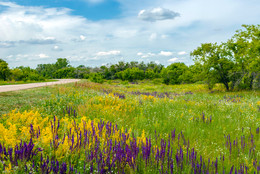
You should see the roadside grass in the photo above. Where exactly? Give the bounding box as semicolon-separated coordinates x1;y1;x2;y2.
0;79;58;85
0;86;55;115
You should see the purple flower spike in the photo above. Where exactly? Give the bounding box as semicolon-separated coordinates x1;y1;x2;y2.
230;165;234;174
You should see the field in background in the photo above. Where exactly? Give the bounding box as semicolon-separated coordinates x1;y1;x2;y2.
0;80;259;173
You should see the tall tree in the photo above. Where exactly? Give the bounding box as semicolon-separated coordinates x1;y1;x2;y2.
191;43;234;90
227;24;260;89
55;58;70;70
0;59;10;81
161;62;189;85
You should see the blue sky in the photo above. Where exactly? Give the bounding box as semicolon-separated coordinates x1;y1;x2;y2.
14;0;122;21
0;0;260;68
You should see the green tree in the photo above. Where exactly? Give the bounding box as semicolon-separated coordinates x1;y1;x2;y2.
161;62;188;85
17;66;45;81
10;68;23;81
0;59;10;81
227;24;260;89
89;73;104;83
145;69;156;79
116;67;145;82
55;58;70;70
191;43;234;90
54;67;76;78
36;64;56;78
188;62;204;83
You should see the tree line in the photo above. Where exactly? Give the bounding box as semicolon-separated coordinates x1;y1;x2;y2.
0;24;259;90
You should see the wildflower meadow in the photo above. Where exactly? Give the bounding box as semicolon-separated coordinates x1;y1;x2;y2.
0;80;259;173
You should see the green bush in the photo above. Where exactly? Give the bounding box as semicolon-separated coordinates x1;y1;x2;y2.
89;73;104;83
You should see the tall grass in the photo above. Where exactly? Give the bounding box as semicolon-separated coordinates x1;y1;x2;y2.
0;80;259;173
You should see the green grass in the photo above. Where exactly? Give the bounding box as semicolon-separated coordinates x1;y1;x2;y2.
0;80;259;173
0;79;58;85
0;86;55;115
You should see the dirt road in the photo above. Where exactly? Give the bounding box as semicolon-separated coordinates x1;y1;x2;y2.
0;79;80;93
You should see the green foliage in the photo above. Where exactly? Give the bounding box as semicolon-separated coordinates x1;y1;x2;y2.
10;68;23;81
0;59;11;81
190;24;260;91
54;67;76;78
191;43;234;90
16;66;45;81
55;58;70;69
145;69;156;79
227;24;260;90
36;63;56;78
161;62;189;85
116;67;145;82
89;72;104;83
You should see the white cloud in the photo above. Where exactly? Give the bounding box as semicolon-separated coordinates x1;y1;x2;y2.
21;37;57;45
0;2;86;42
138;7;180;22
113;29;138;38
0;41;15;48
1;0;260;68
137;52;156;58
159;51;173;56
161;35;168;39
168;57;179;62
53;45;62;51
38;53;49;58
80;35;86;41
155;60;160;64
96;50;121;56
178;51;187;55
149;33;157;40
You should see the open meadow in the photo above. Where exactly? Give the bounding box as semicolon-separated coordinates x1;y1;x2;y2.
0;80;259;173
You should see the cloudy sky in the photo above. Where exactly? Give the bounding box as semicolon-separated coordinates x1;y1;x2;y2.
0;0;259;68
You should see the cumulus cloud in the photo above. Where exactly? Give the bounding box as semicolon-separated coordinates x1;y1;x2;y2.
159;51;173;56
20;37;57;45
138;51;174;58
167;57;180;63
137;52;156;58
53;45;63;51
38;53;49;59
0;2;86;43
0;41;15;48
12;54;29;61
1;0;259;68
178;51;187;55
96;50;121;56
138;7;180;22
80;35;86;41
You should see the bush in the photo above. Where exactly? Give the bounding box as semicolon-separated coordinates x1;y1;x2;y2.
89;73;104;83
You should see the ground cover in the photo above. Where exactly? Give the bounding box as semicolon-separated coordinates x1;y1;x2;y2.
0;80;259;173
0;79;58;86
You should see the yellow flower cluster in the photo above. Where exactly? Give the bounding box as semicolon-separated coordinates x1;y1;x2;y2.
142;95;157;102
0;110;150;162
0;110;49;147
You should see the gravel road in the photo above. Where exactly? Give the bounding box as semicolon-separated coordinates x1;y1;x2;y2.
0;79;80;93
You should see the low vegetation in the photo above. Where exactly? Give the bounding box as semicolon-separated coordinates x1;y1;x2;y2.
0;80;259;173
